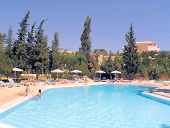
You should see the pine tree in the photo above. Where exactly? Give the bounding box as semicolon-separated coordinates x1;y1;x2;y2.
123;23;140;79
5;25;13;58
18;10;30;42
0;33;12;77
80;16;92;60
51;32;60;69
34;20;50;79
101;52;114;79
27;22;36;73
12;10;30;68
0;33;6;53
27;22;36;45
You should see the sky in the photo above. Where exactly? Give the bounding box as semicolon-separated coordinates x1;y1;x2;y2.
0;0;170;53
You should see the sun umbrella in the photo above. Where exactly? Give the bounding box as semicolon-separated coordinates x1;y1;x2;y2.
111;70;121;74
95;70;106;74
51;69;64;79
12;68;23;79
70;70;82;74
70;70;82;79
111;70;121;79
95;70;106;80
51;69;64;73
13;68;23;72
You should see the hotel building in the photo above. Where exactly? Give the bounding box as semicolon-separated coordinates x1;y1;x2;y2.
136;41;160;53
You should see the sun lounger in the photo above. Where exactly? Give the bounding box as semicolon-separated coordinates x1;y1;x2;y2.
32;80;46;86
94;77;101;82
0;81;9;87
122;79;132;82
8;79;21;87
48;80;60;85
20;80;30;86
63;79;75;84
77;79;85;83
164;81;170;86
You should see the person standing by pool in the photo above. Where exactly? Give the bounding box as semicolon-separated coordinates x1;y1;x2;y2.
25;84;29;96
35;89;42;100
84;75;88;85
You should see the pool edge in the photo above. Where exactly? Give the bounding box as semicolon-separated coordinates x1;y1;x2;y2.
0;95;32;114
141;91;170;105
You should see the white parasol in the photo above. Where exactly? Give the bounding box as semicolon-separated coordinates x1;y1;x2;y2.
111;70;121;74
12;68;23;79
95;70;106;80
51;69;64;79
95;70;106;74
13;68;23;72
111;70;121;79
70;70;82;79
51;69;64;73
70;70;82;74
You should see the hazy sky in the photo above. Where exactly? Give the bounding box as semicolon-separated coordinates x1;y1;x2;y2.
0;0;170;53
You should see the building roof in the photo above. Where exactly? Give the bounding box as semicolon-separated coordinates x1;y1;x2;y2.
136;41;156;44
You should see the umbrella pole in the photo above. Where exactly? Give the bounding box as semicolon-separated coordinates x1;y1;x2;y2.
15;71;16;78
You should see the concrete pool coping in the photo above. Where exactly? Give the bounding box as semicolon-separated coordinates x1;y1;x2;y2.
141;91;170;105
0;95;32;113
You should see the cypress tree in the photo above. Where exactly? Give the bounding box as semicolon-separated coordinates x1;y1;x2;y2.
123;23;139;79
34;20;50;79
27;22;36;73
0;33;6;52
80;16;92;60
51;32;60;69
18;10;30;42
5;25;13;59
27;22;36;45
0;32;12;77
12;10;30;69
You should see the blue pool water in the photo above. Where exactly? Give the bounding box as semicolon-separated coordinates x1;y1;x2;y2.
0;84;170;128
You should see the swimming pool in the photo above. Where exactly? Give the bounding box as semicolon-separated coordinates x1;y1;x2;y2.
0;84;170;128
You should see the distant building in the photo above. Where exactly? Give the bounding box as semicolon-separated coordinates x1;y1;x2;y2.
59;49;76;55
136;41;160;53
